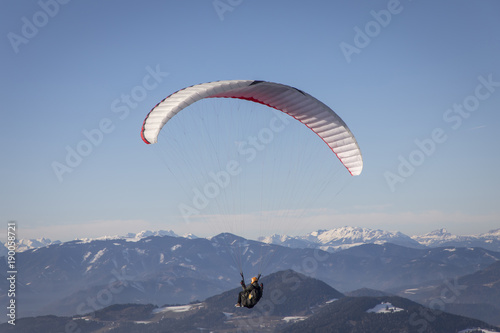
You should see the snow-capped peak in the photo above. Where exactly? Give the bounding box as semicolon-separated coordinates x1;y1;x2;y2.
258;233;294;244
411;228;461;247
183;233;198;239
257;226;421;252
481;228;500;238
428;228;452;237
125;230;179;240
15;238;62;252
305;226;416;246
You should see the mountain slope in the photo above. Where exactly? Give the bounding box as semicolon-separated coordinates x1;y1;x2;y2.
205;269;344;316
329;243;500;291
402;260;500;326
279;296;499;333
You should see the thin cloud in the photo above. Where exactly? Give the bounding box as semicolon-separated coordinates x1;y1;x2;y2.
468;125;487;131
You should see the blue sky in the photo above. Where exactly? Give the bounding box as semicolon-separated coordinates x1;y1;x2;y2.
1;0;499;241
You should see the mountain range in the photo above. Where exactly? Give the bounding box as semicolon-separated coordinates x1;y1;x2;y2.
259;226;500;252
4;226;500;254
1;270;497;333
1;228;500;327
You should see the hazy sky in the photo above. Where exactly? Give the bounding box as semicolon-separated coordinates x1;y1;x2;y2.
1;0;499;242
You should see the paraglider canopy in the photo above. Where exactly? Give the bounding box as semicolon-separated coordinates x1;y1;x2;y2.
141;80;363;176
